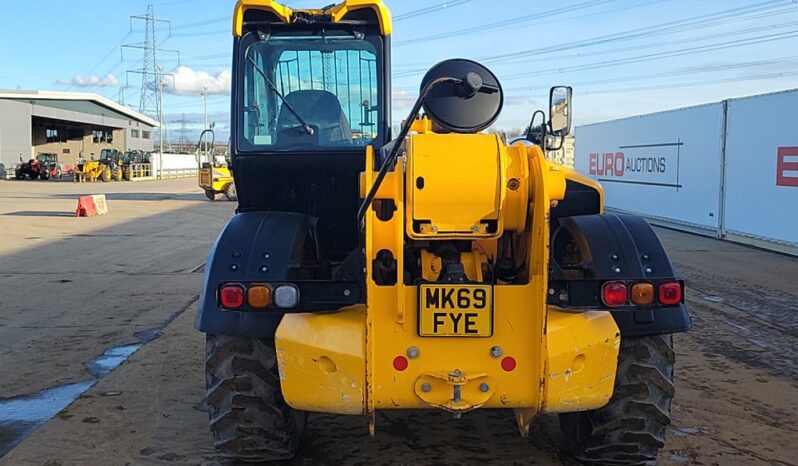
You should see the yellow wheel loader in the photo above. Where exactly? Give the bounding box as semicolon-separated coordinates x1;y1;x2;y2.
197;129;236;201
196;1;692;464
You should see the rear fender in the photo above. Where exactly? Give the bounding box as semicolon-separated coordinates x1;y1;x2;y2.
195;211;315;338
550;214;692;337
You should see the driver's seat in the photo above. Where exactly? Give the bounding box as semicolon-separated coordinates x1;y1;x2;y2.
276;90;353;145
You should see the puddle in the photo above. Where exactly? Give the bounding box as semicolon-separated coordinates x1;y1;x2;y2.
0;381;94;456
0;298;195;458
0;342;142;458
84;344;142;378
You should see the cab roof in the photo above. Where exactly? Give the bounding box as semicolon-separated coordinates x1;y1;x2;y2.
233;0;392;37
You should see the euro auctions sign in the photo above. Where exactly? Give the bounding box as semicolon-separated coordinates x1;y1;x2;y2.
588;141;682;189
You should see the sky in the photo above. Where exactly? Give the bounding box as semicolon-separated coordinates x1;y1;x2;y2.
2;0;798;142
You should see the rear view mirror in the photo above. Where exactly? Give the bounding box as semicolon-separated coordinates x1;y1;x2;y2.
549;86;572;137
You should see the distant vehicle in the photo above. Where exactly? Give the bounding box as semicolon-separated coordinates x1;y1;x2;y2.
15;157;45;180
196;130;235;201
37;153;62;179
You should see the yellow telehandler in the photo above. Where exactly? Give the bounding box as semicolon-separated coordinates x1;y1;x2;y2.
195;2;691;464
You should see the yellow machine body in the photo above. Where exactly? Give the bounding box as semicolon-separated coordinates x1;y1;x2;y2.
275;119;620;431
74;160;113;183
199;165;233;196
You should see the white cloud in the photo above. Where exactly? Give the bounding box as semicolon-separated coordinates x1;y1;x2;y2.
165;66;231;96
70;73;119;88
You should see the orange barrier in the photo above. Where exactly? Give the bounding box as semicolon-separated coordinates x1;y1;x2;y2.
76;195;109;217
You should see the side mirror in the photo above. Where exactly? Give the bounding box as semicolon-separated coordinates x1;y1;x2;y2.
549;86;572;137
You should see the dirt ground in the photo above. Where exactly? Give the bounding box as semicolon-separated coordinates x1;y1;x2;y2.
1;178;797;465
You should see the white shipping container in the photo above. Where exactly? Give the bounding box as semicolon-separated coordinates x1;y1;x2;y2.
574;103;726;233
724;90;798;250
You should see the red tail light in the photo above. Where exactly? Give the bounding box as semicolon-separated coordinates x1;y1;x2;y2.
602;281;628;307
658;281;682;305
219;284;245;309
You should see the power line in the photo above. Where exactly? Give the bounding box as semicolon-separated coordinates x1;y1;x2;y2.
498;29;798;84
503;55;798;93
396;0;622;47
394;0;798;78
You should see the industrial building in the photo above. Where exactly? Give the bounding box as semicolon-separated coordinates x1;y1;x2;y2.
0;90;158;179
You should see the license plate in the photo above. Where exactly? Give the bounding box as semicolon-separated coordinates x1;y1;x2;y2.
418;284;493;337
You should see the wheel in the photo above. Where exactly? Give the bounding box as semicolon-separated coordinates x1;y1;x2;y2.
559;334;675;465
224;183;237;201
15;172;25;180
29;172;39;180
205;190;217;201
205;334;305;463
101;169;111;182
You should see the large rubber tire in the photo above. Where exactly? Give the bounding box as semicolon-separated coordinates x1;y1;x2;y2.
204;190;217;201
101;169;111;182
559;334;675;465
224;183;237;201
205;334;306;463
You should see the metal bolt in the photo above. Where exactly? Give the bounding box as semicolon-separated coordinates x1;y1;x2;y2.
548;288;555;295
507;178;520;190
479;383;490;393
611;254;619;261
421;383;431;392
613;266;622;274
343;289;351;297
642;253;650;261
263;252;271;259
453;384;462;402
645;267;653;274
229;264;239;272
260;265;269;273
490;346;503;358
431;225;438;232
406;346;420;360
471;225;478;232
232;251;242;259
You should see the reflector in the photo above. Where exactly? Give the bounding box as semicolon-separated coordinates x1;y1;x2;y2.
501;356;517;372
393;355;409;371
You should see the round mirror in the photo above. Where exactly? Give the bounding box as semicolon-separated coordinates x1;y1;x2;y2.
420;59;504;134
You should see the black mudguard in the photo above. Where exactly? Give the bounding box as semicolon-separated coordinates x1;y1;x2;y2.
195;211;315;338
551;214;692;337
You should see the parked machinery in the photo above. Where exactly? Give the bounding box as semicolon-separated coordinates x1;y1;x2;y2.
122;150;151;180
37;153;62;179
197;129;236;201
74;149;121;182
15;157;45;180
195;1;692;464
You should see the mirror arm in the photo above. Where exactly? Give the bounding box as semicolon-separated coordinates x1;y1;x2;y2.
357;76;461;226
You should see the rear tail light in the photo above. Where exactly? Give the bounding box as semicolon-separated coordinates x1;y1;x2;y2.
219;284;245;309
602;281;628;307
247;284;272;309
658;281;682;305
273;284;300;309
630;282;655;305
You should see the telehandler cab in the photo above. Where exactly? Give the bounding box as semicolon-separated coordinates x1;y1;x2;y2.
196;1;692;464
